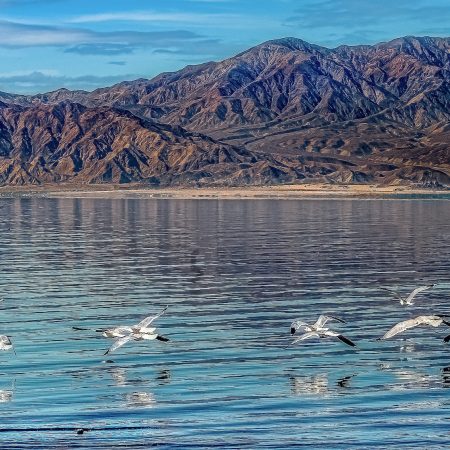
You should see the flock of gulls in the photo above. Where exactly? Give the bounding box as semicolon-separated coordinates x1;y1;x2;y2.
290;283;450;347
0;283;447;357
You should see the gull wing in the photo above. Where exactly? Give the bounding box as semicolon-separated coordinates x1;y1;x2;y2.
314;315;345;328
335;335;356;347
444;334;450;343
136;306;168;329
291;332;320;345
104;334;134;355
156;335;170;342
323;330;356;347
404;284;435;304
380;316;440;340
380;288;404;302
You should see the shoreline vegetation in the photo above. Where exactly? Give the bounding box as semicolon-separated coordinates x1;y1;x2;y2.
0;184;449;199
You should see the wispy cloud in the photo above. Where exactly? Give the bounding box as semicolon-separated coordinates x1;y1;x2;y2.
0;20;225;56
0;20;89;46
69;11;238;24
284;0;450;45
0;70;139;94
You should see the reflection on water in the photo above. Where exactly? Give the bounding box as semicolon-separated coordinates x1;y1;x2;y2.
155;369;171;385
124;392;157;409
0;197;449;447
108;367;129;387
0;380;15;403
289;373;329;396
288;373;356;396
336;374;355;389
442;367;450;387
400;343;418;353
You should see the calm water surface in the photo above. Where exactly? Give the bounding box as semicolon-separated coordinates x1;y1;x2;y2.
0;198;449;448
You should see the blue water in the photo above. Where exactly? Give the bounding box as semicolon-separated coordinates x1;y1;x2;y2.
0;197;449;448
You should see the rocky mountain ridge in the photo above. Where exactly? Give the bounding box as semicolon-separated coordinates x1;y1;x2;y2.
0;36;448;187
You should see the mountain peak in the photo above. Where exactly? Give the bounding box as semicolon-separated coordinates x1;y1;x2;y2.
246;37;327;54
0;35;448;188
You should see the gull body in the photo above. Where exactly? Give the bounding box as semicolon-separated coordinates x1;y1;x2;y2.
101;307;167;339
379;315;450;340
103;306;170;355
289;315;356;347
382;284;435;306
290;314;345;335
104;331;169;355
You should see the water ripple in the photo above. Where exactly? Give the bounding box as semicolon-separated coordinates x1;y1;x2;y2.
0;198;449;448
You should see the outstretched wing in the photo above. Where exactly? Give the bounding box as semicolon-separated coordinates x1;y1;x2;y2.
444;334;450;343
323;330;356;347
336;335;356;347
379;316;430;340
314;315;345;328
136;306;168;329
404;284;435;304
291;332;320;345
104;335;134;355
381;288;404;302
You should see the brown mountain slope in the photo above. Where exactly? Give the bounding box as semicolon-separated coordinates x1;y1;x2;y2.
0;36;448;187
0;101;446;187
0;101;305;186
2;36;449;131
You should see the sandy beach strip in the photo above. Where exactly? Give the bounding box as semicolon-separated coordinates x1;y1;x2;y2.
0;184;449;200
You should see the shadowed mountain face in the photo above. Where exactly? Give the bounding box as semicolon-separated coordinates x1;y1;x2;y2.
0;36;449;187
0;102;284;186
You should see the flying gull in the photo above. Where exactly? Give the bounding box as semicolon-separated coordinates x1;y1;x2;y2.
102;306;170;355
289;315;356;347
291;314;345;335
381;284;435;306
104;331;169;355
101;306;168;339
379;315;450;340
73;306;168;337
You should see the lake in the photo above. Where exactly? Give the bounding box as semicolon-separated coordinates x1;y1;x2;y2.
0;197;449;448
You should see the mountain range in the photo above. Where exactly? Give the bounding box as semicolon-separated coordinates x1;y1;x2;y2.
0;35;449;187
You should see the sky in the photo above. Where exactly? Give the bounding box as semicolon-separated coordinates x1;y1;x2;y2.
0;0;448;94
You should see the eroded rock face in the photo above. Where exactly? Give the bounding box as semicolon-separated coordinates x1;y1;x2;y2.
0;36;449;187
0;102;269;185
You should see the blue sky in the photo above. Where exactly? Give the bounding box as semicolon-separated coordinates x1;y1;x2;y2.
0;0;448;94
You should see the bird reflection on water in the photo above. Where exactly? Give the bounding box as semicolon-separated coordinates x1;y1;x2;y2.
441;367;450;387
0;380;15;403
378;364;450;391
155;369;171;385
288;373;355;396
124;391;157;409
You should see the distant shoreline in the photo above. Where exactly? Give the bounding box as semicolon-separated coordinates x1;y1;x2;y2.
0;184;449;200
